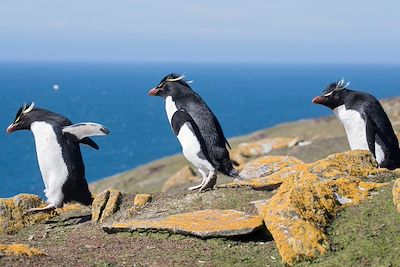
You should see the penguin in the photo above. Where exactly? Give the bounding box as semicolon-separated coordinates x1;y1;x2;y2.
148;73;240;192
6;102;110;213
312;79;400;170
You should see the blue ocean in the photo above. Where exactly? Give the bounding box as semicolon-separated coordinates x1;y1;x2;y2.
0;63;399;198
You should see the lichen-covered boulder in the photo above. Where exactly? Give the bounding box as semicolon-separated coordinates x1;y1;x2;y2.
0;244;46;257
92;189;121;223
255;150;388;265
103;209;264;238
239;156;303;179
393;178;400;214
133;194;152;207
0;194;55;234
161;165;199;192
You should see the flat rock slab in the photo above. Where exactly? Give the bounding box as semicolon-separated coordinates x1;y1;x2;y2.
103;209;264;238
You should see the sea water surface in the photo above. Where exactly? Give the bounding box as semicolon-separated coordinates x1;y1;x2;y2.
0;63;399;197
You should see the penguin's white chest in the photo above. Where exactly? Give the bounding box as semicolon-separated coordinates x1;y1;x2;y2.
333;105;369;151
165;96;178;123
177;124;213;171
31;122;69;198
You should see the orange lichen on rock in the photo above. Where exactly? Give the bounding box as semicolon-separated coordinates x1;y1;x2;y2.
161;165;199;192
103;209;264;238
307;150;382;178
256;150;387;265
92;189;122;223
0;243;46;257
59;203;86;213
236;137;300;158
133;193;152;207
393;179;400;213
92;190;110;223
0;194;55;234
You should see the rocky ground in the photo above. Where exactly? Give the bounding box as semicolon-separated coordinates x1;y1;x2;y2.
1;97;400;266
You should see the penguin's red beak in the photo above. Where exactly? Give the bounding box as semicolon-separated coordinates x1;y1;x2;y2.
312;95;325;104
6;123;17;133
148;87;160;96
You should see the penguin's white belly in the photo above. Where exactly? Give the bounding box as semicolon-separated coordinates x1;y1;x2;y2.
31;122;68;206
334;105;369;150
177;124;213;171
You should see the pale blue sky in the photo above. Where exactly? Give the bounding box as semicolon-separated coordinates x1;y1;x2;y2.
0;1;399;63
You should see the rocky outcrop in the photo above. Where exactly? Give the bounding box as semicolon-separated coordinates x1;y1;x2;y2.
133;194;152;207
92;189;122;223
393;178;400;214
161;166;199;192
0;244;45;257
102;150;391;266
0;194;55;234
220;150;392;265
255;150;387;265
103;209;264;238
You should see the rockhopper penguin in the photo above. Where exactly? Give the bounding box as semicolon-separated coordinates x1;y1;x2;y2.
148;73;240;192
6;103;110;213
312;79;400;170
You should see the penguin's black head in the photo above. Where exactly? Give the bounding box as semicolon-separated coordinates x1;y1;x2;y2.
6;102;37;133
312;79;350;109
148;73;192;99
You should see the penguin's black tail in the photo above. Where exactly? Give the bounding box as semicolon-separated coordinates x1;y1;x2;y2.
220;161;243;180
62;179;93;206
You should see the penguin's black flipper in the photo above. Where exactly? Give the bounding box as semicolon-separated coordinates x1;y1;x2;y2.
364;114;377;156
80;137;100;150
172;109;212;164
364;114;392;155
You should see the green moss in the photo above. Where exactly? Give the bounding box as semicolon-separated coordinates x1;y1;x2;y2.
298;184;400;266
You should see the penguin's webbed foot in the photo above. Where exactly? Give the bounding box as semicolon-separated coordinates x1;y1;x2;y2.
199;175;217;193
188;184;203;191
24;204;56;215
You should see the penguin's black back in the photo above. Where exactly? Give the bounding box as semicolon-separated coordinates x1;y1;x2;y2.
345;90;400;169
